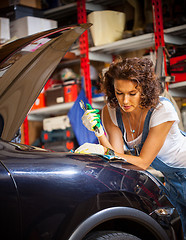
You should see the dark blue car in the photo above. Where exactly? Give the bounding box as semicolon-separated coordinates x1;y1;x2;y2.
0;24;183;240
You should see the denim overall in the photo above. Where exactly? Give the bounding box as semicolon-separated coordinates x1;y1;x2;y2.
116;98;186;239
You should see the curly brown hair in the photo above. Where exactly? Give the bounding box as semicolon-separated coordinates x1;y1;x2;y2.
101;57;161;109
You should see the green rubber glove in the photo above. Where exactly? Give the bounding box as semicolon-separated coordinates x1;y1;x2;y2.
86;103;101;129
81;103;104;137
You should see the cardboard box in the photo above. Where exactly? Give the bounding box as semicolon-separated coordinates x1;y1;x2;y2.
45;85;64;107
10;16;57;38
0;17;10;43
43;115;71;132
21;120;43;145
0;5;43;21
0;0;42;9
18;0;41;9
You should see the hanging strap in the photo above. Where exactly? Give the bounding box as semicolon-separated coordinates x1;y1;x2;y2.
116;107;124;135
141;109;154;143
116;107;129;149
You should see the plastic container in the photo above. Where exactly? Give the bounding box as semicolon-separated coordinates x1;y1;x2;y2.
31;89;45;110
181;103;186;132
63;79;78;103
88;10;125;46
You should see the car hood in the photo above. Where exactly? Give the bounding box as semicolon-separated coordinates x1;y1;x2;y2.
0;23;91;141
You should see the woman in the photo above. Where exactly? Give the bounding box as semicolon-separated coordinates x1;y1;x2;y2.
75;57;186;238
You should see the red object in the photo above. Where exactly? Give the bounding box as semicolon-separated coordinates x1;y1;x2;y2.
171;73;186;83
31;91;46;110
170;55;186;82
44;78;62;91
152;0;167;76
23;116;29;145
152;0;165;52
170;55;186;66
77;0;92;104
66;130;71;138
63;83;78;102
66;141;74;150
44;133;49;141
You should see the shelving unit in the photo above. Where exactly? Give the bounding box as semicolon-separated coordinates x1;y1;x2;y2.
45;0;186;99
44;0;123;20
70;24;186;63
28;23;186;121
72;24;186;61
27;1;186;122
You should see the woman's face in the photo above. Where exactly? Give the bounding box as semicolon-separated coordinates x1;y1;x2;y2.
114;79;141;113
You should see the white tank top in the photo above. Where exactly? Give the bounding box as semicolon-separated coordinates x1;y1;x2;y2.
107;100;186;168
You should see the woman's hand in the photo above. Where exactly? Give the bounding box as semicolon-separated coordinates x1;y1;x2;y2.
82;104;104;137
75;143;105;155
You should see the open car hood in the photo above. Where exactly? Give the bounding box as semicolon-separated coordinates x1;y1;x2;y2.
0;23;91;141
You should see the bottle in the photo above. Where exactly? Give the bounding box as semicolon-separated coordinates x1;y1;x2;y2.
181;103;186;132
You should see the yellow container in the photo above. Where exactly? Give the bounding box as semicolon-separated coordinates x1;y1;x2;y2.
88;10;125;46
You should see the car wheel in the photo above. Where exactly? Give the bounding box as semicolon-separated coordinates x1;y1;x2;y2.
84;231;142;240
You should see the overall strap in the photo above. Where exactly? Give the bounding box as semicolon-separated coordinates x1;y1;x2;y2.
116;107;154;149
141;109;154;144
116;107;124;135
116;107;129;149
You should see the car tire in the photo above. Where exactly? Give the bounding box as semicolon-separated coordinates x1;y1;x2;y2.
84;231;142;240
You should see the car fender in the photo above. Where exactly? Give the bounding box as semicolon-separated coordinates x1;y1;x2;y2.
68;206;169;240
